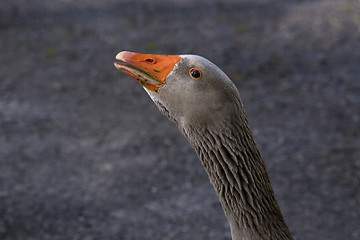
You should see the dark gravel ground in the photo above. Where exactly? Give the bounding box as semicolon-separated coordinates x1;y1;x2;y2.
0;0;359;239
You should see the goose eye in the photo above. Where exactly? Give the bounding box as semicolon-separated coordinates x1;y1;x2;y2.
189;68;201;79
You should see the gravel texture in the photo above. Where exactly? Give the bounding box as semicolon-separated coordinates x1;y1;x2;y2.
0;0;359;240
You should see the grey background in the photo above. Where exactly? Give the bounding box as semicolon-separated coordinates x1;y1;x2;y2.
0;0;359;239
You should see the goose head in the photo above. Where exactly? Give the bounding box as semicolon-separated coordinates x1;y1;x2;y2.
114;51;241;133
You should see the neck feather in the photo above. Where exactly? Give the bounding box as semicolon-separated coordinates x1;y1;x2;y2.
181;101;293;240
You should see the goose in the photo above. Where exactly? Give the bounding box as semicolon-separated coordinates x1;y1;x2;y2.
114;51;293;240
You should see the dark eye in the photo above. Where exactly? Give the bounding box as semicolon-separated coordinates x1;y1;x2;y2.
189;68;201;79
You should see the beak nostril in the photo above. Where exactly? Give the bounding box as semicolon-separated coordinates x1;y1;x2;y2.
144;58;156;64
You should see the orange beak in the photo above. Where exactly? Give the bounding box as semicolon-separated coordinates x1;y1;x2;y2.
114;51;181;92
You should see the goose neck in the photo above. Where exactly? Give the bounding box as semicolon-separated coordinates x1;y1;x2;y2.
184;114;293;240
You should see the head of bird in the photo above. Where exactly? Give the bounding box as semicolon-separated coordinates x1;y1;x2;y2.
114;51;242;134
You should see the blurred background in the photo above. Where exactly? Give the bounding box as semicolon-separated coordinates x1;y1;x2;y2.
0;0;359;239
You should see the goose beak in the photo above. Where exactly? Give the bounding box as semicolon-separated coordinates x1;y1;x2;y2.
114;51;181;92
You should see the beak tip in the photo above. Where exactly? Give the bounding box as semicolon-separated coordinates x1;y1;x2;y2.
116;51;131;60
